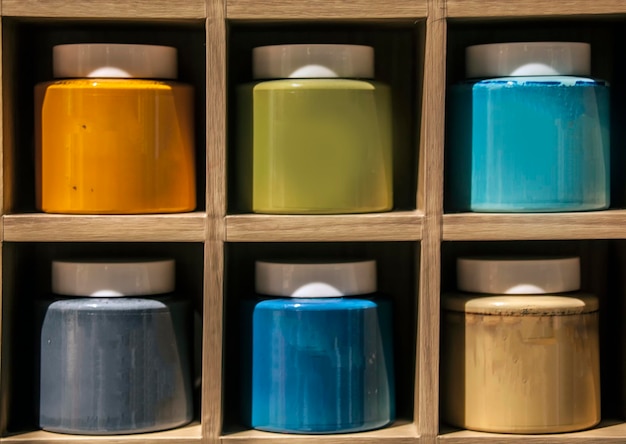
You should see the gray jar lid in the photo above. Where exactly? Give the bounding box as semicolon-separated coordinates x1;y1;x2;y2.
466;42;590;78
255;260;376;297
457;256;580;294
52;259;175;297
53;43;178;79
253;44;374;79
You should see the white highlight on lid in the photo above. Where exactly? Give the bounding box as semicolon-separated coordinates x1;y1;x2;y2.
292;282;344;297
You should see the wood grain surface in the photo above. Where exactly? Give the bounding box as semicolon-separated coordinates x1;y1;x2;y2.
3;213;206;242
226;0;427;19
226;212;423;242
446;0;626;18
2;0;205;18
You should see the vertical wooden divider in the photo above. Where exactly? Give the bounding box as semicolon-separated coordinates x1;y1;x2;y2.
0;14;7;436
205;0;227;442
0;242;5;437
417;0;446;442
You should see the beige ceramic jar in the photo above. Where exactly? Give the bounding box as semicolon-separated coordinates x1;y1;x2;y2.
442;256;600;434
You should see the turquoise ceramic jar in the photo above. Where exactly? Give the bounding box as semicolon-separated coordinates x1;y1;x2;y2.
447;42;610;212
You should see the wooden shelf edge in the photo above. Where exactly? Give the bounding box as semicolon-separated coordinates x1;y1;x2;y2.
226;0;427;20
2;213;207;242
221;420;418;443
445;0;626;18
442;210;626;241
438;420;626;443
1;0;206;19
225;211;424;242
1;422;202;443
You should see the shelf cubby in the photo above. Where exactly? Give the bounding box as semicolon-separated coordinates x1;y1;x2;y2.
222;241;420;441
1;241;205;440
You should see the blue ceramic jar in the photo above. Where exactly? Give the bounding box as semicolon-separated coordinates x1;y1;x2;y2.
39;260;193;434
244;260;395;433
447;42;610;212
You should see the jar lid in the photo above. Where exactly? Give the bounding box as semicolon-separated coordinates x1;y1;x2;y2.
466;42;590;78
457;256;580;294
53;43;178;79
442;293;598;315
255;260;376;297
253;44;374;79
52;259;175;297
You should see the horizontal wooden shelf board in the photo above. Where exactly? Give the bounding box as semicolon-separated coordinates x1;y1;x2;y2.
2;422;202;443
442;210;626;240
439;420;626;443
1;0;206;19
226;0;427;19
445;0;626;18
226;211;423;242
221;420;418;443
2;213;207;242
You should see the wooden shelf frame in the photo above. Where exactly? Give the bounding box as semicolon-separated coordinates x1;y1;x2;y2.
1;0;206;19
1;1;626;444
444;0;626;19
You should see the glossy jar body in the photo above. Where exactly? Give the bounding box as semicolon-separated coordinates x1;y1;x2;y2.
441;293;600;433
39;297;193;434
35;79;196;214
237;79;393;214
244;296;395;433
447;77;610;212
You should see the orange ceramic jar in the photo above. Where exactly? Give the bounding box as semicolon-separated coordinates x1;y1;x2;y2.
35;44;196;214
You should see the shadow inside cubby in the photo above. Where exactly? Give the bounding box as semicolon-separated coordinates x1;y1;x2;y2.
438;240;625;435
2;18;207;214
0;242;204;435
226;21;424;214
222;241;419;434
443;18;626;212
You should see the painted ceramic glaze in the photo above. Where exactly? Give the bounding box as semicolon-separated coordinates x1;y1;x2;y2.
250;297;394;433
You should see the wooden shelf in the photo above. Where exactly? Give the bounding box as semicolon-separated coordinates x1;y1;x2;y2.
1;0;206;19
2;423;202;444
225;0;427;20
445;0;626;18
438;421;626;443
221;420;418;443
442;210;626;241
226;211;423;242
2;1;626;444
2;213;207;242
